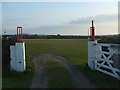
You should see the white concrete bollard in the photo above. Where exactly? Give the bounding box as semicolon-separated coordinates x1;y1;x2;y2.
88;40;97;70
10;42;26;72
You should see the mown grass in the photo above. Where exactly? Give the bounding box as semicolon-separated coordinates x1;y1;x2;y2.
77;64;120;88
25;39;120;88
25;39;88;65
2;57;34;88
47;60;74;88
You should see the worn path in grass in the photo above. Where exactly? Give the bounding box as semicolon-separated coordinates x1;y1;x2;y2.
30;53;96;88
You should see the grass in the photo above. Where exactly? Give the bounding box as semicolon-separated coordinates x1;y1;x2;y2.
25;39;88;65
47;60;74;88
77;64;120;88
25;39;120;88
2;57;34;88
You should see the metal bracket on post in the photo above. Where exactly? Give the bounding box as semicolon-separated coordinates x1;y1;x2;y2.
90;20;95;41
16;27;23;42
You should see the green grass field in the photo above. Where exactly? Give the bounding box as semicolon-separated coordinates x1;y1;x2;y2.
3;39;120;88
25;39;88;65
25;39;120;88
47;60;74;88
2;57;34;88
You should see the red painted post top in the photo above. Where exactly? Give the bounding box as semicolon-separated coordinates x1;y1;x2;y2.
90;20;95;41
16;27;23;42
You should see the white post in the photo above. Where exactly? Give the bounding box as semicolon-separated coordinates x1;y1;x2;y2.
10;46;16;70
88;40;97;70
10;42;26;72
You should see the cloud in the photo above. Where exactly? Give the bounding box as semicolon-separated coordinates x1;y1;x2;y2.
3;13;118;35
69;13;117;25
25;24;79;35
26;13;118;35
69;16;93;24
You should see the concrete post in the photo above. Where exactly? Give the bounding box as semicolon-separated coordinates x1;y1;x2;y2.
10;42;26;72
10;45;16;70
88;40;97;70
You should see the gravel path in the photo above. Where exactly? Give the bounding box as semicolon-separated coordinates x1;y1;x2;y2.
30;53;96;88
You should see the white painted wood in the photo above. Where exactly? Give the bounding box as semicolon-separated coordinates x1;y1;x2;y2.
96;68;120;80
95;62;120;73
10;46;16;70
88;41;120;80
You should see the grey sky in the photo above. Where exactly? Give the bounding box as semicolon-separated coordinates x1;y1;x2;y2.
2;2;118;35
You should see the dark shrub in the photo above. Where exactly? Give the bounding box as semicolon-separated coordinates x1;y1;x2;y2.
98;35;120;44
2;35;16;70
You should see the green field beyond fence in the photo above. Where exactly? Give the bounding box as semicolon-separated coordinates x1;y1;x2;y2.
3;39;120;88
25;39;88;65
25;39;120;88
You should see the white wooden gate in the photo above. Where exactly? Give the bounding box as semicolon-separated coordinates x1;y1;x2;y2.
95;43;120;80
88;41;120;80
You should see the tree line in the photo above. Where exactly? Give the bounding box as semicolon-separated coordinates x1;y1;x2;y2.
3;34;104;39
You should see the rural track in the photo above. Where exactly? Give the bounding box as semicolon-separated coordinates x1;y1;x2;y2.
30;53;96;88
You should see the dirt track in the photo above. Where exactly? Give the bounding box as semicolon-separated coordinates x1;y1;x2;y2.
30;53;96;88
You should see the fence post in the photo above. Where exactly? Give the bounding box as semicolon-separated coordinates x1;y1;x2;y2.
88;40;97;70
10;27;26;72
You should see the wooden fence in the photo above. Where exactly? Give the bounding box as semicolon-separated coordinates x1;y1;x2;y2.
88;41;120;80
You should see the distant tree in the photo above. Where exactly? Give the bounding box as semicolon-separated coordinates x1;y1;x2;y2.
57;34;60;36
57;34;61;39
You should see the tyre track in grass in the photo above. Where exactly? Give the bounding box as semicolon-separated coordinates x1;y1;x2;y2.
30;53;96;88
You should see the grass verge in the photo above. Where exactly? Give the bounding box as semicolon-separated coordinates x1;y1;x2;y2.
47;60;74;88
2;57;34;88
25;39;120;88
77;64;120;88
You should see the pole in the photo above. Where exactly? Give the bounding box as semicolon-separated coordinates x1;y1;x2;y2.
90;20;95;41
